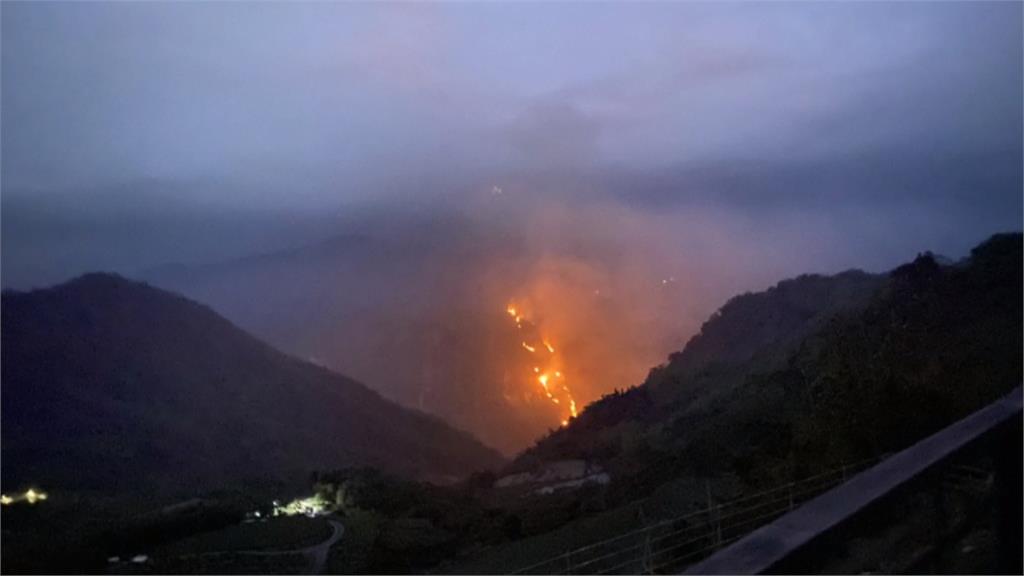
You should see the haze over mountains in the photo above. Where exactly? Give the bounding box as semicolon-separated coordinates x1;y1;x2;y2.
134;199;1022;456
2;232;1018;575
1;2;1021;574
3;1;1019;456
1;273;503;499
141;205;712;454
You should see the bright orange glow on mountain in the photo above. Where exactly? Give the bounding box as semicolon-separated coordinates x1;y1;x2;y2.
505;301;578;427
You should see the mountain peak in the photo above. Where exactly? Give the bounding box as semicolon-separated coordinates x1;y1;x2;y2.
2;276;503;500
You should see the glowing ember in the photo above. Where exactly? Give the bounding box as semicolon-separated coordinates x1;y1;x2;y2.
506;301;579;427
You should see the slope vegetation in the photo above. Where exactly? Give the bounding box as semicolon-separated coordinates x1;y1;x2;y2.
514;234;1021;498
1;274;503;499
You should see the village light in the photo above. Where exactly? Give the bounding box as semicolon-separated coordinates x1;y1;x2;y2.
2;488;48;505
273;494;328;517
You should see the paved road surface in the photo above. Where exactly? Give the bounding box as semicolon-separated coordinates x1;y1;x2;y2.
172;517;345;574
305;519;344;574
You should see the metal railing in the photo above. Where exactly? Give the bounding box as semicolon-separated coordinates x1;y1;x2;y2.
509;388;1021;575
686;386;1022;575
511;456;882;575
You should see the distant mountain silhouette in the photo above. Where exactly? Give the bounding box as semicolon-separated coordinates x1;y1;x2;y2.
1;274;504;499
511;234;1022;501
141;222;559;455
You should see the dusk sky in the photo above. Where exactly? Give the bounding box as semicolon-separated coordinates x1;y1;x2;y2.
5;5;1024;570
2;1;1022;288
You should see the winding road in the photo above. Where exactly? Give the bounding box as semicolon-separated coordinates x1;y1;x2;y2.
305;519;345;574
172;517;345;574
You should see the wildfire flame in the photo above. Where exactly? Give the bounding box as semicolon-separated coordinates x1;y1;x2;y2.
505;301;578;427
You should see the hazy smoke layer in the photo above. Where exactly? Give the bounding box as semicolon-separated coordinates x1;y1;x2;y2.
3;1;1021;452
133;184;1007;455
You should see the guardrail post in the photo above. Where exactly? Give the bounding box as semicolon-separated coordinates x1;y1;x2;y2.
717;507;723;548
641;532;653;574
995;414;1023;574
705;481;723;548
931;474;950;572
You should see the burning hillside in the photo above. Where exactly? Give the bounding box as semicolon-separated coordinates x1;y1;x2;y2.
505;303;578;427
146;198;740;454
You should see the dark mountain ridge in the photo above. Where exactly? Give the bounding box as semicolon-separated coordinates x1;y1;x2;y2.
509;268;887;470
511;234;1021;498
1;273;504;500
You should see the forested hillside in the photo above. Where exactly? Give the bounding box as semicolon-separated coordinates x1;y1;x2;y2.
513;234;1021;499
1;274;504;500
